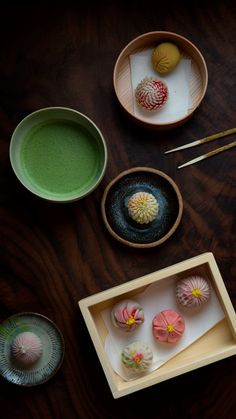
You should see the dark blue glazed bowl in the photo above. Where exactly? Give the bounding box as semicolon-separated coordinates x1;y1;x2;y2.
101;167;183;248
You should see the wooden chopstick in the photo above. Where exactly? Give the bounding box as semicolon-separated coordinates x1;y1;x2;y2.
165;127;236;154
177;140;236;169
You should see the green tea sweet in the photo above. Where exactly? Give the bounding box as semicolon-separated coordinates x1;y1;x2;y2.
20;120;102;197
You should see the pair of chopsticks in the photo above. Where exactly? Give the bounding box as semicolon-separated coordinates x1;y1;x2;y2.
165;128;236;169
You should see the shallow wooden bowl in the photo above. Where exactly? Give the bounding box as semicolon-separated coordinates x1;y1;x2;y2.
113;31;208;129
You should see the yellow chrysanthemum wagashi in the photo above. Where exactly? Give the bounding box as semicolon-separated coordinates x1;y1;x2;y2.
152;42;181;75
127;191;159;224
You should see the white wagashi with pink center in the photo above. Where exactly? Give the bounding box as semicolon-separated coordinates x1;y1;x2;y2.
11;331;43;365
111;299;144;332
127;191;159;224
176;276;211;308
121;341;153;372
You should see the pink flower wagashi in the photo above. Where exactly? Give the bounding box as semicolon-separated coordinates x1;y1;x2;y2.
152;309;185;344
176;276;211;308
111;299;144;332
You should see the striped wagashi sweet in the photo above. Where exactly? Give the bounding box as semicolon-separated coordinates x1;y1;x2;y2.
11;332;43;365
127;191;159;224
121;341;153;373
111;299;144;332
135;77;168;111
176;276;211;308
152;309;185;343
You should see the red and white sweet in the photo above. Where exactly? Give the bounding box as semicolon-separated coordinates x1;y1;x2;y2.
111;299;144;332
135;77;168;111
176;276;211;308
152;309;185;343
11;331;43;365
121;341;153;372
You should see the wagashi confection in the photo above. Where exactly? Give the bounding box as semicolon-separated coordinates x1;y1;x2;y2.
152;309;185;343
176;276;211;308
121;341;153;373
152;42;181;75
11;332;43;365
111;299;144;332
11;331;43;365
135;77;168;111
127;191;159;224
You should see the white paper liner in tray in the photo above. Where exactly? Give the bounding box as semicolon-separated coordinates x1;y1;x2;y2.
129;48;192;123
101;275;225;381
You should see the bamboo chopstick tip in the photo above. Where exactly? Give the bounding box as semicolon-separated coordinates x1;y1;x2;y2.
164;147;180;154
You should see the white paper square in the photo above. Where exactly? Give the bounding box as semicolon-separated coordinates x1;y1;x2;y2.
101;275;225;381
129;48;192;123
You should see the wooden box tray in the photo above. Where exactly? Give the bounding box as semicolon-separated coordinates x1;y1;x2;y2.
78;252;236;398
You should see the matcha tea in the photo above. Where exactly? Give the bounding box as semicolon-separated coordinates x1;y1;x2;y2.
20;120;103;197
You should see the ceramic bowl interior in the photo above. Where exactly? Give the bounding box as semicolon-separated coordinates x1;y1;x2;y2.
113;31;208;129
10;107;107;202
101;167;183;248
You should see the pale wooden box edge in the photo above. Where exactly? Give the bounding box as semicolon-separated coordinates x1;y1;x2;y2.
78;252;236;398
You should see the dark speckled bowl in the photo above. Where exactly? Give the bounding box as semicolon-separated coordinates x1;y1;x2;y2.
101;167;183;248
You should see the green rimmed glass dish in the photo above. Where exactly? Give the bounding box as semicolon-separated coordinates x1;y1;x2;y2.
0;312;65;386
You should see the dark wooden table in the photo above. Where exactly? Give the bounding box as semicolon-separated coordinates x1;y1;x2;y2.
0;1;235;418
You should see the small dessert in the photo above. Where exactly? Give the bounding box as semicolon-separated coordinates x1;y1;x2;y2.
127;191;159;224
121;341;153;373
11;331;43;365
152;309;185;343
176;276;211;308
152;42;181;75
135;77;168;111
111;299;144;332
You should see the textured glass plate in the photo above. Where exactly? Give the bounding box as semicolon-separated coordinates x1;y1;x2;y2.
0;312;65;386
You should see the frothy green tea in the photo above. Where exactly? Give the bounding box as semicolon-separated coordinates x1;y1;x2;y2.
20;120;103;197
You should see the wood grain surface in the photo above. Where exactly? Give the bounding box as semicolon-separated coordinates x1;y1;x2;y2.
0;1;235;418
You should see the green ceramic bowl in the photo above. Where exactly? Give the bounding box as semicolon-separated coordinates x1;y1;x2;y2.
10;107;108;202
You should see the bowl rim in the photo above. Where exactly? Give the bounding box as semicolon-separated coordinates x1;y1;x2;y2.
113;31;208;128
101;166;183;248
9;106;108;203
